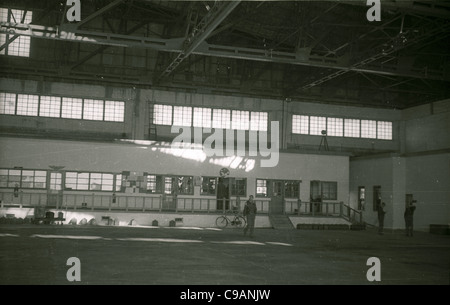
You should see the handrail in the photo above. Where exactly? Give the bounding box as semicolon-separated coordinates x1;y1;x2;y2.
342;204;363;224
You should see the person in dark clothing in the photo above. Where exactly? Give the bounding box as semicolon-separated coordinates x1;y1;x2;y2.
404;202;416;237
243;195;257;238
377;202;386;235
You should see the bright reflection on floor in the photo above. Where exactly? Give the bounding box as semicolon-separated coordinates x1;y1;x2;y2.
0;233;19;237
30;234;105;240
116;238;203;243
211;241;266;246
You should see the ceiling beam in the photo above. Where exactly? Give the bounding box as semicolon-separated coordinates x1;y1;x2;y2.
1;18;448;82
157;0;241;81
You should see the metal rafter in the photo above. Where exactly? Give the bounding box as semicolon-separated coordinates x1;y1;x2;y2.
157;0;241;81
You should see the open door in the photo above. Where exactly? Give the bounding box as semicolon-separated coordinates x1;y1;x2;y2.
48;172;63;209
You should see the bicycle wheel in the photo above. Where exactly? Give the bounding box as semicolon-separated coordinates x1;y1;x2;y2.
234;216;246;228
215;216;228;228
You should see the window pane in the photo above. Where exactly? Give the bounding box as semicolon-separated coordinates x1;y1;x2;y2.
154;104;172;125
115;174;122;191
232;110;249;130
292;115;309;134
361;120;377;139
61;97;83;119
193;107;212;128
327;117;343;137
250;112;268;131
201;177;216;195
377;121;392;140
0;92;16;114
104;100;125;122
16;94;38;116
344;119;360;138
39;96;61;118
310;116;326;135
256;179;267;197
173;106;192;126
83;99;104;121
212;109;231;129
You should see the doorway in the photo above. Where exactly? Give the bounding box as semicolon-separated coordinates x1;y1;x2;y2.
269;180;284;214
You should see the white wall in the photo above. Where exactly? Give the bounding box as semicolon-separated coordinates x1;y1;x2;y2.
0;136;349;204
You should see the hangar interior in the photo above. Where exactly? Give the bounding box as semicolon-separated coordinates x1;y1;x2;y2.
0;0;449;231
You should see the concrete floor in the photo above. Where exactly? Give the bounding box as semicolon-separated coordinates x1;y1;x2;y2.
0;224;449;285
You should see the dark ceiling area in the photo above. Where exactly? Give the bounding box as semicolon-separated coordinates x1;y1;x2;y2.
1;0;449;109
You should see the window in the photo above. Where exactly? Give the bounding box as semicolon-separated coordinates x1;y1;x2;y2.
327;117;343;137
49;173;62;191
65;172;89;190
377;121;392;140
20;170;46;189
256;179;267;197
284;180;300;198
115;174;122;192
0;8;32;57
309;116;326;135
0;92;16;114
154;104;172;125
145;174;162;193
175;176;193;195
89;173;114;191
321;182;337;200
201;177;216;195
212;109;231;129
250;112;268;131
61;97;83;119
310;181;337;201
232;110;250;130
173;106;192;127
230;178;246;196
292;115;309;134
193;107;212;128
164;177;173;194
0;169;47;189
358;186;365;211
361;120;377;139
16;94;38;116
104;100;125;122
344;119;360;138
39;96;61;118
83;99;104;121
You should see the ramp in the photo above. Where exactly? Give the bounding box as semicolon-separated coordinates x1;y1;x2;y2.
269;214;294;229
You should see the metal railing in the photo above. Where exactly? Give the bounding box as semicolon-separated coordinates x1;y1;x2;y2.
1;191;361;222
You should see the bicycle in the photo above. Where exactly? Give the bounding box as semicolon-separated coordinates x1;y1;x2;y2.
215;207;246;229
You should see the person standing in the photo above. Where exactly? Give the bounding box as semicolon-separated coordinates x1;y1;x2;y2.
243;195;257;237
404;201;416;237
377;202;386;235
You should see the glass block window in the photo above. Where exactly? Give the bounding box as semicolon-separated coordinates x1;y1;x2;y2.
83;99;104;121
173;106;192;127
0;92;16;114
39;96;61;118
16;94;38;116
327;117;343;137
361;120;377;139
154;104;172;125
212;109;231;129
377;121;393;140
309;116;326;135
292;115;309;134
61;97;83;119
231;110;249;130
250;112;268;131
344;119;360;138
193;107;212;128
104;101;125;122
